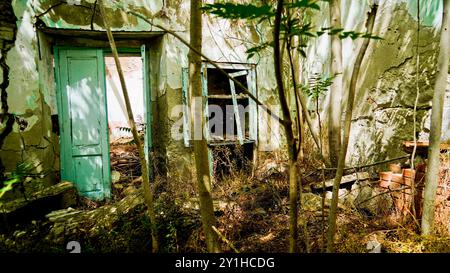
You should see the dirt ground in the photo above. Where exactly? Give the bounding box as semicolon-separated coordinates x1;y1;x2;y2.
1;143;449;253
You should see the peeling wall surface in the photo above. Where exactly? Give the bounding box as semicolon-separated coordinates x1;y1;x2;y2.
0;0;444;193
1;0;283;190
0;1;19;183
306;0;442;166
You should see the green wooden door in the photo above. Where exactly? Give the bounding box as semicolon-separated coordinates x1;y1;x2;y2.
55;48;111;200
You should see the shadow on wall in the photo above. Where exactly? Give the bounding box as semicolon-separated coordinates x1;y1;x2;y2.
0;0;58;198
36;0;160;30
344;2;440;166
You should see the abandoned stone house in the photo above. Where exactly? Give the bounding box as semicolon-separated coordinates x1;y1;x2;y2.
0;0;446;201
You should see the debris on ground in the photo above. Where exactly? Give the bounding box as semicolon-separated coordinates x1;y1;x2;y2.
1;155;449;253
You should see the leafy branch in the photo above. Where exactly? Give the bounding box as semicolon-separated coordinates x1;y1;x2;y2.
201;3;275;22
0;162;33;199
203;1;382;59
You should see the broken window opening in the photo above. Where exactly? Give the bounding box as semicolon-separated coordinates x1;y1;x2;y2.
182;62;258;179
207;68;250;144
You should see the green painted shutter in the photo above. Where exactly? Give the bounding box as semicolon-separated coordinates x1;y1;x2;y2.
182;67;190;147
201;64;214;178
201;65;211;142
248;68;258;143
55;48;111;200
229;70;248;145
141;44;153;179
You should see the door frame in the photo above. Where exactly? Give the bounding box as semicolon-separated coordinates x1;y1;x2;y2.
54;45;152;199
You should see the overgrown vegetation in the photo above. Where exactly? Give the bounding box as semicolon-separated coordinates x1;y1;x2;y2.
1;147;449;253
1;0;449;255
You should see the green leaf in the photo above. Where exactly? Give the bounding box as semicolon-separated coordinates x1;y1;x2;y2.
361;33;383;40
303;73;335;100
245;41;273;59
0;178;20;199
1;162;34;199
303;32;316;37
327;27;344;35
333;30;382;40
289;23;313;37
316;31;325;36
299;49;306;58
286;0;321;10
338;31;351;39
119;127;132;132
201;3;275;20
349;32;360;40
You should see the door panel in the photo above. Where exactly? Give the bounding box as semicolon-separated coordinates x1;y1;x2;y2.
55;48;111;200
74;157;102;193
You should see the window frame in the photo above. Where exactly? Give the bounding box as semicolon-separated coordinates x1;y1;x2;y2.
181;62;258;147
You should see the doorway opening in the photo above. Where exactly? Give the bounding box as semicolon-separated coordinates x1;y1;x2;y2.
54;47;151;201
105;53;145;199
105;54;145;142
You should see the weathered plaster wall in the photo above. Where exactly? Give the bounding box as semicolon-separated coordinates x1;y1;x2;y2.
349;3;439;166
4;0;441;194
0;0;19;183
1;0;284;193
0;0;59;197
306;0;441;167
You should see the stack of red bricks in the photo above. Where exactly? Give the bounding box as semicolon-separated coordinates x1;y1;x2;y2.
379;164;422;220
379;163;449;229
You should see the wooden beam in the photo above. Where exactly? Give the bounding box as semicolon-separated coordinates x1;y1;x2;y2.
312;172;371;190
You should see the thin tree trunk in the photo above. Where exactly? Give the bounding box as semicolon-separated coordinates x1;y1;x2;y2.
328;0;343;167
287;158;299;252
286;36;303;157
296;85;323;161
316;97;323;155
326;4;378;253
274;0;299;253
287;21;311;253
421;0;450;236
292;36;305;158
98;0;158;252
410;0;422;222
189;0;220;252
